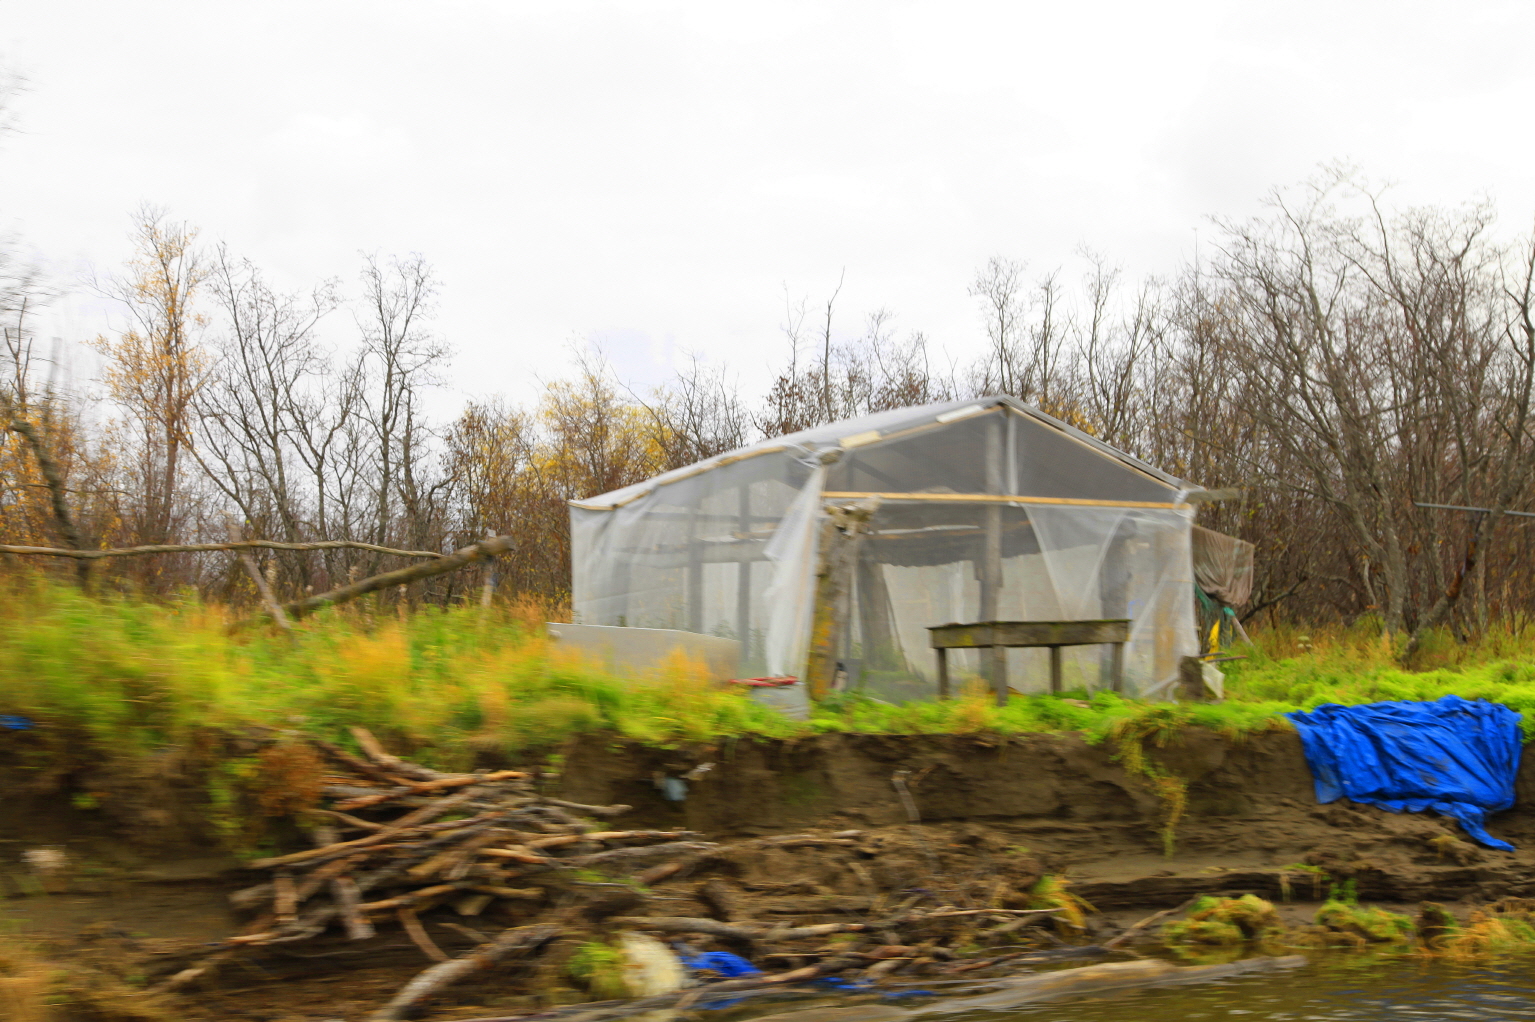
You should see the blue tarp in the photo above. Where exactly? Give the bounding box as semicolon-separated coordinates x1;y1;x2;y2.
1286;696;1522;851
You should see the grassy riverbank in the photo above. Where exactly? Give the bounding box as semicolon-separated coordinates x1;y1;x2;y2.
6;581;1535;767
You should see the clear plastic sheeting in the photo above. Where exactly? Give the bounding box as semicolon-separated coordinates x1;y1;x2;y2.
570;396;1202;699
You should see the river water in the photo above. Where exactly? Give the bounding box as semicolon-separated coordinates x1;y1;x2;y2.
993;957;1535;1022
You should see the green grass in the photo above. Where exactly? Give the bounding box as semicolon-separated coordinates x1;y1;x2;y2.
0;580;802;768
9;580;1535;770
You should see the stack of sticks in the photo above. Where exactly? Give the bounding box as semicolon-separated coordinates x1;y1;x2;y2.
158;728;710;1017
154;730;1171;1022
223;728;708;953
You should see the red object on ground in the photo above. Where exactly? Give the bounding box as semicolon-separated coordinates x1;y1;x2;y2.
726;677;800;688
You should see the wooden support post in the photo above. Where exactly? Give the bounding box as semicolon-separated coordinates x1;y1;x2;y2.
1049;645;1062;695
992;643;1009;706
982;415;1005;703
981;504;1004;704
804;502;874;701
936;646;949;700
1110;641;1125;693
687;509;703;633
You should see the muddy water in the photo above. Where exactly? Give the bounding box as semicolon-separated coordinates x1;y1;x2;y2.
994;958;1535;1021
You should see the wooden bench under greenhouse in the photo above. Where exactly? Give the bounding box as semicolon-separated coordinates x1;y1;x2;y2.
928;619;1131;706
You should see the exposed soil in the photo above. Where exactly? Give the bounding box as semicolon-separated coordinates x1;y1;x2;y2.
557;729;1535;906
5;727;1535;1021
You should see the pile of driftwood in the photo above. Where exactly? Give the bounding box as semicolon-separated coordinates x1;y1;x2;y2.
159;730;1180;1022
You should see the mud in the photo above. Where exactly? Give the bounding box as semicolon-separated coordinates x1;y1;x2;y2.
5;727;1535;1020
555;730;1535;907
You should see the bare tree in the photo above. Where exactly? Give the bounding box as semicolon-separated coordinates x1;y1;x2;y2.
192;247;342;588
355;253;450;564
643;354;751;470
91;207;210;547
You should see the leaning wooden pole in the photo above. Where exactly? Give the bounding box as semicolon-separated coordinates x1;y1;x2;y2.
276;535;515;621
225;516;294;635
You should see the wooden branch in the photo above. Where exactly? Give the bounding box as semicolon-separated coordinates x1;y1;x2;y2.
226;517;293;634
334;876;376;940
469;884;545;901
560;841;718;868
149;950;235;994
398;907;449;962
315;808;387;832
309;738;401;784
368;923;560;1022
247;792;474;868
634;859;695;886
359;884;459;914
536;798;633;818
280;534;516;620
333;770;528;810
607;915;865;940
523;830;698;850
349;727;449;782
1103;897;1199;950
0;538;448;560
273;874;297;923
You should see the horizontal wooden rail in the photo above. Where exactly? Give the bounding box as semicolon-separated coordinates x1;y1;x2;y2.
820;491;1184;509
0;539;447;560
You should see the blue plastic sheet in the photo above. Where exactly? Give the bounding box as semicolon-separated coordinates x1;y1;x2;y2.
677;951;761;978
0;715;33;731
1286;696;1522;851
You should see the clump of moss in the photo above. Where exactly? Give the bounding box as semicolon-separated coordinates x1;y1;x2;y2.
1029;875;1094;935
1312;899;1415;944
1162;894;1283;946
566;940;628;1000
1162;918;1246;946
1427;833;1483;865
1416;902;1459;949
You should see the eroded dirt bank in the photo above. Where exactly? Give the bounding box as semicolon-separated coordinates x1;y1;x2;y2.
556;730;1535;907
3;728;1535;1021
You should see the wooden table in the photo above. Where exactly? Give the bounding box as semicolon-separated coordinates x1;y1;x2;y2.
928;619;1131;705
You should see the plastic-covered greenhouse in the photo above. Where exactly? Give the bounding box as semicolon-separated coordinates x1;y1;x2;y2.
570;396;1202;701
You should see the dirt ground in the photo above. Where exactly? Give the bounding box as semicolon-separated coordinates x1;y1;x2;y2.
4;728;1533;1021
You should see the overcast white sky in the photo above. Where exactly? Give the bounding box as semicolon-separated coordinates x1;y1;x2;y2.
3;1;1533;412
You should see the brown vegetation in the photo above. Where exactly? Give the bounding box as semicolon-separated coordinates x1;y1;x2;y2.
6;174;1535;649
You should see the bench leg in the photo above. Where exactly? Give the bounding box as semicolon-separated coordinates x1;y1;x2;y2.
1049;645;1062;695
936;647;949;700
1110;641;1125;694
992;645;1008;706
